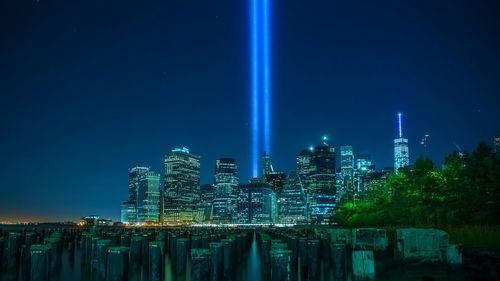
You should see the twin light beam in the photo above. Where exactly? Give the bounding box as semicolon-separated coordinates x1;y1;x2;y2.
251;0;271;177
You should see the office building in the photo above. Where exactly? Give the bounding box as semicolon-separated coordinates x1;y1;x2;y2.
394;113;410;172
199;184;215;222
265;171;287;193
213;158;239;223
162;147;201;224
262;152;273;178
277;171;307;224
137;170;160;223
340;146;354;198
120;166;160;224
297;148;313;181
236;179;277;224
298;137;337;224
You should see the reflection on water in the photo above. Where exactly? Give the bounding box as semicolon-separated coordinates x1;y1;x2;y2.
2;231;263;281
245;232;262;281
0;227;491;281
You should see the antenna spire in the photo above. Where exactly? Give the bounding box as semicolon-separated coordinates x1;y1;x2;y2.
398;112;403;138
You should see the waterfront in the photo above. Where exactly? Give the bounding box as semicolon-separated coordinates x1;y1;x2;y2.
1;226;499;281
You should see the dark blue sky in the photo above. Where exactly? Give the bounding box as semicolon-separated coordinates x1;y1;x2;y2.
1;0;499;221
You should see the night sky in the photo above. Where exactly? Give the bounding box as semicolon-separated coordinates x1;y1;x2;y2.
1;1;499;222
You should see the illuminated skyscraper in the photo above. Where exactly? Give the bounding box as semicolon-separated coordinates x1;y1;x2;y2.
265;172;287;194
297;147;313;181
162;147;201;224
261;152;287;194
356;154;372;171
199;184;215;222
120;166;159;224
236;179;277;224
277;171;307;224
299;137;337;224
495;136;500;153
137;170;160;223
353;154;375;198
128;167;150;204
213;158;239;223
262;153;273;178
394;113;410;172
340;145;354;187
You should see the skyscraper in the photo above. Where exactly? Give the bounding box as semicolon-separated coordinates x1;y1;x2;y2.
262;153;273;178
277;171;307;224
394;113;410;172
213;158;239;223
261;153;287;194
199;184;215;223
120;166;160;225
297;148;313;180
236;179;277;224
356;154;372;171
299;137;337;224
162;147;201;224
265;172;287;194
353;154;375;198
137;170;160;223
340;145;354;189
495;136;499;153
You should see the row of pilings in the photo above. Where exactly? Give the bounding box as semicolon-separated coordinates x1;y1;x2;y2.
0;227;80;281
0;226;253;281
0;226;465;281
256;227;463;281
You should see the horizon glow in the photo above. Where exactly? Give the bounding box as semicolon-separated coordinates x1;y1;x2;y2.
251;0;271;177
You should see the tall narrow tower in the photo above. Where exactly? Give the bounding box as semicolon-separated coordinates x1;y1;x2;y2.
394;113;410;172
262;152;273;178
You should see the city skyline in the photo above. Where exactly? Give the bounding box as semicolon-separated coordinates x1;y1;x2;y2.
1;1;499;222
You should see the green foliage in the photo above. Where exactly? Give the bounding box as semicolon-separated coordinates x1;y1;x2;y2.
335;141;500;226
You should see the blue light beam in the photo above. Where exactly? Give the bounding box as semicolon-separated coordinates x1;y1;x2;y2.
251;0;271;178
263;0;271;154
251;0;259;177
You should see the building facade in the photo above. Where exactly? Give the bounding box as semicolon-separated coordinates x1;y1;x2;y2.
262;153;273;178
394;138;409;172
265;171;287;194
277;171;307;224
236;179;277;224
212;158;239;223
120;166;160;225
340;146;354;197
137;170;161;223
162;147;201;224
298;138;337;224
199;184;215;222
394;113;410;173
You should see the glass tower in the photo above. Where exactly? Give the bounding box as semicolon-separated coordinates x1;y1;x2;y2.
121;166;159;225
162;147;201;224
394;113;410;173
213;158;239;224
277;171;307;224
299;138;337;224
237;179;277;224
